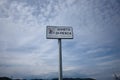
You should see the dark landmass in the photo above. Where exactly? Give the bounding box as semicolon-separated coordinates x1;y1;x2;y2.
0;77;96;80
52;78;96;80
0;77;12;80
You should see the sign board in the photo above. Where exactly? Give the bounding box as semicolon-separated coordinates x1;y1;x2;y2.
46;26;73;39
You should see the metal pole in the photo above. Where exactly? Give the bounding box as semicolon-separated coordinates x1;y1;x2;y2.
58;39;63;80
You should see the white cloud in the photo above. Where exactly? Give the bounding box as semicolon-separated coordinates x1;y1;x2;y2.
98;59;120;66
0;0;120;80
0;0;59;76
94;55;114;61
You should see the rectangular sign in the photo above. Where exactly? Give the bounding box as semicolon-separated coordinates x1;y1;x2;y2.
46;26;73;39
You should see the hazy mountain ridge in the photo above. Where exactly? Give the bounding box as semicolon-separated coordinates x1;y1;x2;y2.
0;77;96;80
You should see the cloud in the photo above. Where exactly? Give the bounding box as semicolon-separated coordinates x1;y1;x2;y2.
0;0;120;80
0;0;59;76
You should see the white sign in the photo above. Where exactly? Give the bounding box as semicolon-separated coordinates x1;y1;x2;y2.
46;26;73;39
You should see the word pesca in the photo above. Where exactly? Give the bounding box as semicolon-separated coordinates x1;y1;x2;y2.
48;28;72;35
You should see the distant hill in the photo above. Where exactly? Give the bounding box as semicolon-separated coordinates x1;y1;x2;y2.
0;77;12;80
52;78;96;80
0;77;96;80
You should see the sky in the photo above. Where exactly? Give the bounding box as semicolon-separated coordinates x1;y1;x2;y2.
0;0;120;80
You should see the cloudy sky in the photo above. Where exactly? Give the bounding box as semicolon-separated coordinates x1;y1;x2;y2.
0;0;120;80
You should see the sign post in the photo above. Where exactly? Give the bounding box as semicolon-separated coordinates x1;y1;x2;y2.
58;38;62;80
46;26;73;80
